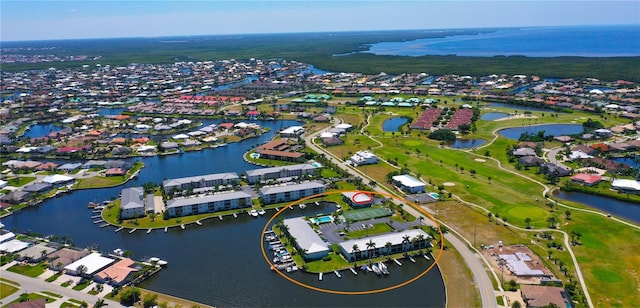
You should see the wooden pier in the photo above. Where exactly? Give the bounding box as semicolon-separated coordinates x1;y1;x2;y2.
409;256;416;263
233;213;238;218
393;258;402;266
147;229;152;234
180;224;185;230
115;227;124;233
334;270;342;278
93;220;104;224
423;254;430;260
218;215;223;220
164;227;168;232
349;267;358;275
100;223;110;228
129;228;137;234
318;272;323;281
196;220;202;226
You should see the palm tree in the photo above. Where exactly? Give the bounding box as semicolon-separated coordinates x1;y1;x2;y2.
415;234;426;249
352;244;360;262
385;242;393;258
93;299;108;308
366;239;376;261
401;235;411;256
525;217;532;229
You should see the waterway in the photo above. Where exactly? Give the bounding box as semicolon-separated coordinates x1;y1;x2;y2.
553;191;640;224
447;139;486;149
2;119;446;307
382;117;409;132
480;112;510;121
363;25;640;57
499;124;583;140
23;123;63;139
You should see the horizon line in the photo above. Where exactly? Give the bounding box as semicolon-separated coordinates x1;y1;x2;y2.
2;23;638;44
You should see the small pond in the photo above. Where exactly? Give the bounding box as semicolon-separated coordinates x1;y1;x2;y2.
499;124;584;140
489;102;555;112
481;112;510;121
382;117;409;132
448;138;486;149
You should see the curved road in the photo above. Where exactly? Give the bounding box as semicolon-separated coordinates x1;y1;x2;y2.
305;121;499;308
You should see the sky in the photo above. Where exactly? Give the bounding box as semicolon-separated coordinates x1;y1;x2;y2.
1;1;639;41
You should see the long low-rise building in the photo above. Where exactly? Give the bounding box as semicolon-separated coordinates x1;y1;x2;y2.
259;182;325;204
245;163;319;184
283;217;330;260
338;229;431;262
166;191;253;217
392;174;427;194
163;172;240;193
120;187;145;219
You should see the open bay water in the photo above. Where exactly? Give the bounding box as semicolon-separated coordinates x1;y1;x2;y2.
2;119;445;307
365;25;640;57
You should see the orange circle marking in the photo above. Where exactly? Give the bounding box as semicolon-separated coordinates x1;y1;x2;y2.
260;190;444;295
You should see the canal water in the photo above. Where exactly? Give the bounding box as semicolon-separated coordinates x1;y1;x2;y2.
23;123;63;139
488;102;555;112
2;119;446;307
447;139;486;149
498;124;584;140
553;191;640;224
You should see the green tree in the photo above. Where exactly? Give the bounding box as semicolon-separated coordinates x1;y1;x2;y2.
143;293;158;308
525;218;532;229
120;287;141;306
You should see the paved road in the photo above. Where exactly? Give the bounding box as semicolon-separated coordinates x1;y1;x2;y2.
0;269;122;307
305;122;499;308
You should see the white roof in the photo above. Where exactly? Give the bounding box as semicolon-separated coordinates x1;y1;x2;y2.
320;132;336;138
280;126;304;134
612;179;640;191
0;239;30;253
283;217;329;254
339;229;430;254
172;133;190;139
335;123;353;130
64;252;115;274
42;174;74;184
568;151;593;160
392;174;426;188
0;231;16;243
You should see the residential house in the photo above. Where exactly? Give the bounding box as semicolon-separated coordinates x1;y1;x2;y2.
120;187;145;219
570;173;602;186
520;285;572;308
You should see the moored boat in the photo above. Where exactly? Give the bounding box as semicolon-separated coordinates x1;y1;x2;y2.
249;209;259;217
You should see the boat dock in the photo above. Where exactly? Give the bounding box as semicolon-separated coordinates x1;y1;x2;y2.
181;224;185;230
115;227;124;233
218;215;223;220
129;228;137;234
196;220;202;226
164;227;168;232
91;215;101;219
409;256;416;263
147;229;152;234
334;270;342;278
349;267;358;275
393;258;402;266
319;273;323;281
93;219;104;224
100;223;109;228
423;254;430;260
233;213;238;218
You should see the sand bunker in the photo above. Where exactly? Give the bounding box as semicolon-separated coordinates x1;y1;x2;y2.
443;182;456;187
474;158;486;162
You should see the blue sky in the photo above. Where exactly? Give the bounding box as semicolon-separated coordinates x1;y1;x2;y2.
2;1;639;41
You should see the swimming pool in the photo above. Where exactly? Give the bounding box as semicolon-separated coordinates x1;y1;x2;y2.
311;215;333;224
429;192;439;199
250;153;260;159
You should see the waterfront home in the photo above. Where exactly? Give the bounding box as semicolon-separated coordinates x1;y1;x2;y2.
166;191;252;217
16;243;58;263
338;229;431;262
256;149;304;162
120;187;145;219
41;174;75;187
282;217;330;260
22;182;53;194
570;173;602;186
57;163;83;172
64;252;115;276
611;179;640;194
94;258;139;286
162;172;240;194
280;126;305;138
520;285;572;308
244;163;319;184
392;174;427;194
259;181;326;204
350;151;378;166
47;248;90;271
0;191;31;204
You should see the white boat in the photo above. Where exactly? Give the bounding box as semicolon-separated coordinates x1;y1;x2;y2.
156;260;168;267
113;248;124;256
249;210;259;217
299;203;307;209
371;263;382;275
149;257;160;263
379;261;389;275
257;209;266;216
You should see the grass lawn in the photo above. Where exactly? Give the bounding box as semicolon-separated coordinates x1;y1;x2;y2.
304;253;351;273
7;176;36;187
45;271;63;282
7;261;47;277
60;302;82;308
75;162;143;189
40;291;63;298
71;279;91;291
107;287;207;308
346;222;392;239
0;282;19;299
11;293;56;304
